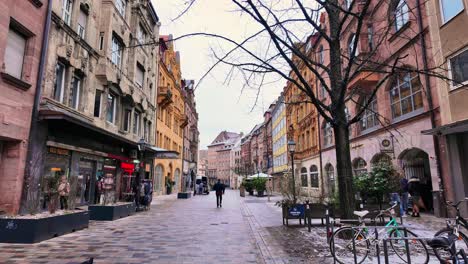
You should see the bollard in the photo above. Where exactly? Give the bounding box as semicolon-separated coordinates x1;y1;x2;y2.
403;228;411;264
383;239;389;264
325;204;331;243
306;201;311;232
375;225;381;264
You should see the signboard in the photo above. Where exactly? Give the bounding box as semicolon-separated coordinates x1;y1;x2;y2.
379;138;394;156
155;152;179;159
288;204;305;218
48;147;70;156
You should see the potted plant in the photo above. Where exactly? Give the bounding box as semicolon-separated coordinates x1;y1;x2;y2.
252;177;267;197
243;180;254;195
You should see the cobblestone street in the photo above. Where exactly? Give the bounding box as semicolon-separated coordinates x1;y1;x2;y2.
0;190;452;264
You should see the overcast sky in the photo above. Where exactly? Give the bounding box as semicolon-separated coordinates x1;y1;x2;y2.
153;0;285;149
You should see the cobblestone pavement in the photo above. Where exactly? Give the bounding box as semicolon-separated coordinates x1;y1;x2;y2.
0;190;261;264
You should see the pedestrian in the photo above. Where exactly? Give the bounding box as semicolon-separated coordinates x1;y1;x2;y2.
400;176;409;216
213;179;225;208
408;176;425;217
198;181;204;195
58;175;70;210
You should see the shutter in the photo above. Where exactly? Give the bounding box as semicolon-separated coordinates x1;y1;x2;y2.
5;29;26;78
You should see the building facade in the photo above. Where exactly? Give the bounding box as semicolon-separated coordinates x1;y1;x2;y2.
229;136;242;188
0;0;49;214
181;79;199;192
207;131;242;186
197;149;208;177
424;0;468;215
271;94;288;191
22;0;160;212
155;35;185;195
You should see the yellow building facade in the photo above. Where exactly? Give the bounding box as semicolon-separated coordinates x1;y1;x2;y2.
154;35;185;195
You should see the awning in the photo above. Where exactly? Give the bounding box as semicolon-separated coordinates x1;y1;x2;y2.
247;173;272;179
422;119;468;136
150;146;180;159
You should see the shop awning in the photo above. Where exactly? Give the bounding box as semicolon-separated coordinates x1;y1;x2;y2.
422;119;468;136
150;146;180;159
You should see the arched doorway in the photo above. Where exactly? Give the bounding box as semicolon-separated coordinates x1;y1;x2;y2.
154;165;163;193
400;148;433;213
174;169;181;193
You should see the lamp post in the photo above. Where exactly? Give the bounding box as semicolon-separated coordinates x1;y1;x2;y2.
136;138;146;210
288;140;296;204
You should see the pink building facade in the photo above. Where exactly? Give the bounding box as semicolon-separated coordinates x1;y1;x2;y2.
207;131;242;186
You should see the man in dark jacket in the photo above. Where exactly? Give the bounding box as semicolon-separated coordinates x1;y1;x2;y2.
213;179;225;208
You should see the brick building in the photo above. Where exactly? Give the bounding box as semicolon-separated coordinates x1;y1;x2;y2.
0;0;49;214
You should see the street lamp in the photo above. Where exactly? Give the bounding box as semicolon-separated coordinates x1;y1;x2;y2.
288;140;297;204
136;138;146;210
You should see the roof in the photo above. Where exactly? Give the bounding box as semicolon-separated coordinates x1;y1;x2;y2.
208;131;242;146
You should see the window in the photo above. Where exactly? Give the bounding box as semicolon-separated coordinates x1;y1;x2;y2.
106;93;116;124
133;111;140;135
323;122;333;146
345;0;351;10
54;62;66;103
348;34;359;57
326;164;335;193
449;48;468;88
440;0;464;23
123;109;131;132
135;64;144;88
94;90;102;117
137;24;146;43
62;0;73;25
390;72;423;118
367;25;374;50
5;27;27;79
70;75;81;109
318;45;324;64
301;167;308;187
77;8;87;39
99;32;104;50
394;0;409;31
353;158;367;176
111;36;123;67
115;0;126;17
310;165;319;188
359;96;379;131
371;153;392;166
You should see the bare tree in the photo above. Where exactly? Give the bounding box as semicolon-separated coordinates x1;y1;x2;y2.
166;0;450;218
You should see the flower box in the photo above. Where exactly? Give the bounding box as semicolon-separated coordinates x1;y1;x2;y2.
89;202;135;221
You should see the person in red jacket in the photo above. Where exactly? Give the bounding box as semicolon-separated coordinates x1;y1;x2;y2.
213;179;225;208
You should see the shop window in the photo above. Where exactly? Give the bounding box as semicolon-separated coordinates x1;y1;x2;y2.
301;167;308;187
359;95;379;131
106;93;116;124
70;75;81;109
310;165;319;188
77;7;87;39
54;62;66;103
5;26;27;79
440;0;464;23
94;90;102;117
449;48;468;88
123;109;131;132
390;72;423;119
62;0;73;25
111;35;123;67
394;0;409;31
133;111;140;135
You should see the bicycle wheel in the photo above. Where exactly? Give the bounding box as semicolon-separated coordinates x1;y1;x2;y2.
330;226;370;264
433;228;468;263
389;228;429;263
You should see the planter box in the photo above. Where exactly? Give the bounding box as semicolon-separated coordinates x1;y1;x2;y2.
177;192;192;199
0;209;89;244
89;202;135;221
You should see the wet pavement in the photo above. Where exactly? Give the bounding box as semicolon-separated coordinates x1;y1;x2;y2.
0;190;453;263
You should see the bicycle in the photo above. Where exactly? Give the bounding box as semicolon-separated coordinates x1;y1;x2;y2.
433;198;468;263
329;203;429;264
428;232;468;264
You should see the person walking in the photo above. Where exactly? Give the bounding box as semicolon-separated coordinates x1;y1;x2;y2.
213;179;225;208
408;176;425;217
58;175;70;210
400;177;409;216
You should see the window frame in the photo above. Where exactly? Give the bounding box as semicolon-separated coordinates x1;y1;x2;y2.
323;122;333;147
439;0;464;24
5;27;27;80
310;165;319;188
62;0;73;25
390;72;423;119
394;0;409;32
353;158;368;176
94;90;102;117
135;63;145;88
448;46;468;90
70;74;81;109
115;0;126;18
300;167;308;187
54;62;66;103
77;8;87;39
111;35;123;67
106;93;117;124
133;111;141;135
359;95;379;132
123;108;131;132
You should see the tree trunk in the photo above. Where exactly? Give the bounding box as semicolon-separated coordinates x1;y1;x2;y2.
334;124;356;219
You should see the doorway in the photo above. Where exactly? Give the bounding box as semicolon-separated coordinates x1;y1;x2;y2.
77;159;96;205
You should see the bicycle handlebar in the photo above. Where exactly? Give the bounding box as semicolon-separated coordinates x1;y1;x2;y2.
446;198;468;209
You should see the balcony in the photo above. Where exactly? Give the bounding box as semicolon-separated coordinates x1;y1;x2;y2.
157;86;173;108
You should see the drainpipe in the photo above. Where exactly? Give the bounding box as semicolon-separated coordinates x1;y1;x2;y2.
19;0;53;214
416;0;446;216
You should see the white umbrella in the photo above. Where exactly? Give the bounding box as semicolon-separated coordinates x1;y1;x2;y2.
247;173;272;179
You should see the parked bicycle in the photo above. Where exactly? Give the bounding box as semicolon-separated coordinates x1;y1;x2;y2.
330;203;429;264
428;232;468;264
432;198;468;263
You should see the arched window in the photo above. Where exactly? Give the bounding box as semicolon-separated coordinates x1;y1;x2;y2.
301;167;308;187
359;96;379;131
394;0;409;31
323;122;333;147
326;164;336;193
318;45;324;64
390;72;423;119
310;165;319;188
371;153;392;167
353;158;367;176
348;34;359;57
